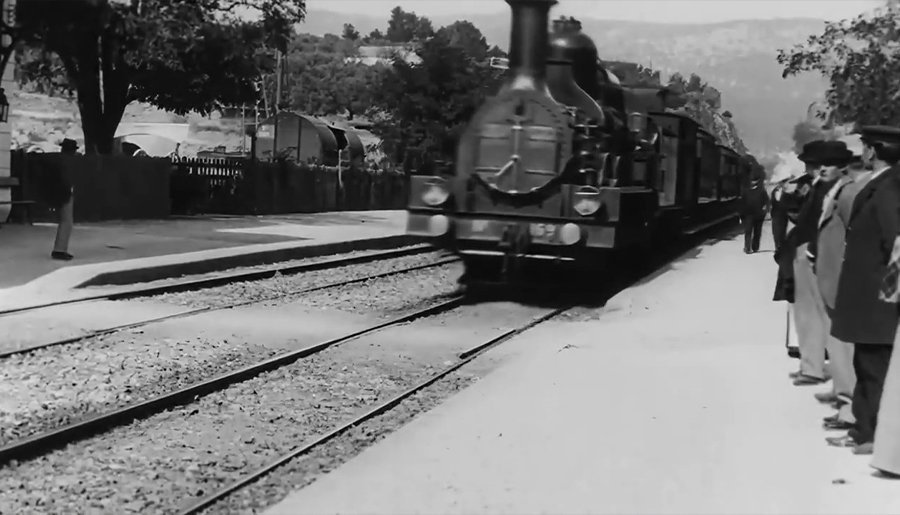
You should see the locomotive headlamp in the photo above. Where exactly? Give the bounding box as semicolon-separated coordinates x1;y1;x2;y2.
559;223;582;245
422;177;451;206
427;214;450;236
628;112;646;133
572;185;602;216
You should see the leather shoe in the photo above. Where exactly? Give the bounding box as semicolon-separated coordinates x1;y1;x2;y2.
826;434;857;447
814;391;839;403
51;251;74;261
794;374;827;386
853;442;874;455
823;419;855;431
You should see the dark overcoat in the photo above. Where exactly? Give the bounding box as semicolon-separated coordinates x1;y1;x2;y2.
831;166;900;344
772;178;830;303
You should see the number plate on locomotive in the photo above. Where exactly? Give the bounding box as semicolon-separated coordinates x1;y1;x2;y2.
529;223;558;243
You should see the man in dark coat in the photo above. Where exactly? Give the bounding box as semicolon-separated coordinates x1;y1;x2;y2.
826;126;900;455
772;145;821;306
785;141;854;386
740;170;770;253
770;179;791;253
51;138;77;261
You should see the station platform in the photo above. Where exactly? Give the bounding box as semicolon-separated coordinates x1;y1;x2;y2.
265;225;900;515
0;210;412;306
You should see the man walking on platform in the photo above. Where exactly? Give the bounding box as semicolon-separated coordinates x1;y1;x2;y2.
783;140;838;386
740;170;769;254
827;126;900;455
813;146;869;430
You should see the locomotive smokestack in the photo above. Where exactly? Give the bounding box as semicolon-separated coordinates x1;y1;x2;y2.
506;0;557;90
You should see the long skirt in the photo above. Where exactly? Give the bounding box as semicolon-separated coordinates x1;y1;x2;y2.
872;334;900;475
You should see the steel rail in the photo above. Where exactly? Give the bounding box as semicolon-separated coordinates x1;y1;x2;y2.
0;245;437;318
0;257;460;359
0;295;467;466
177;304;572;515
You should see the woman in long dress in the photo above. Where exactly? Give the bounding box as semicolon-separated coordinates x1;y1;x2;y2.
873;235;900;477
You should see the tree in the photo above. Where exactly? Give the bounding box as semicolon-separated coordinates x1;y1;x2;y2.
792;120;829;154
368;29;503;165
16;0;305;154
385;6;433;43
365;28;385;43
666;71;747;154
605;61;661;87
342;23;359;41
434;20;489;62
777;3;900;126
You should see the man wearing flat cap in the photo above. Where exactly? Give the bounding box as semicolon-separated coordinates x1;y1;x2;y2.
827;125;900;455
814;138;871;431
781;140;838;386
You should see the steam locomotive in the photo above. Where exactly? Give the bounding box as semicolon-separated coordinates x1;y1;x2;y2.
406;0;757;283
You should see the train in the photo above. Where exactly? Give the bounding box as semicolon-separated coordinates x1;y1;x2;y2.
406;0;760;283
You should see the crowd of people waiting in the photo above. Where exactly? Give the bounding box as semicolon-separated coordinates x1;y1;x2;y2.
766;126;900;477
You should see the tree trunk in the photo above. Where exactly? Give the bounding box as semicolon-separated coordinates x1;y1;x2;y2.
55;27;130;155
79;104;123;154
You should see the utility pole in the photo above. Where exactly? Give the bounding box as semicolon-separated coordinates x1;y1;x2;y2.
273;49;282;160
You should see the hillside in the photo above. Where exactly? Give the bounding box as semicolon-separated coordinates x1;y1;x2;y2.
12;10;833;158
299;9;831;157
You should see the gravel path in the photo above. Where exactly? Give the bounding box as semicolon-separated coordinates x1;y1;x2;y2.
0;302;546;515
145;251;452;309
0;262;462;448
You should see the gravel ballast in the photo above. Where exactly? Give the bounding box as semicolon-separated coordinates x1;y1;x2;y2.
145;251;452;309
0;261;462;448
0;301;549;515
82;245;436;292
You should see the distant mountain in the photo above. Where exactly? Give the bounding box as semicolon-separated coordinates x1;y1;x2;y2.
298;8;831;157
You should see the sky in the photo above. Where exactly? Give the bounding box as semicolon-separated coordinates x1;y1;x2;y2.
309;0;882;23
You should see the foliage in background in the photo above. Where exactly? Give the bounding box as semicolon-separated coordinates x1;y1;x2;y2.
15;0;304;154
604;59;748;154
777;2;900;126
366;21;505;167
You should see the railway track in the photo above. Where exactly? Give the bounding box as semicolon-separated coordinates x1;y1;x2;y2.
0;295;470;466
178;303;571;515
0;244;437;318
0;215;741;514
0;250;460;359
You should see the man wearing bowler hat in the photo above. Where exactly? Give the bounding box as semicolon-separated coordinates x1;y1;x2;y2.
51;138;77;261
782;139;839;386
813;138;870;430
827;126;900;454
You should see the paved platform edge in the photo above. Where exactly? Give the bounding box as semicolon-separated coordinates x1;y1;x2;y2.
78;234;426;288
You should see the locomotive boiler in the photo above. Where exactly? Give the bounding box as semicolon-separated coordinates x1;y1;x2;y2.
406;0;753;283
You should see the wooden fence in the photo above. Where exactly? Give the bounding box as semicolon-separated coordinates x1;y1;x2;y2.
170;157;408;216
11;151;409;222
